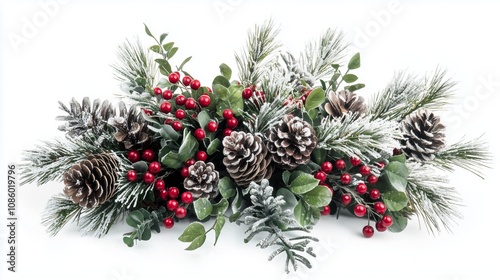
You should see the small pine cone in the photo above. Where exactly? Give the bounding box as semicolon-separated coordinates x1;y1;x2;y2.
183;161;219;199
63;153;119;208
222;131;273;187
400;109;446;161
108;102;149;149
325;90;367;118
266;114;317;169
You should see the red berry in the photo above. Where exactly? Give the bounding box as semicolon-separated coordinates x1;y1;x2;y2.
375;221;387;232
181;167;189;178
190;79;201;90
374;202;387;214
142;149;155;162
359;165;371;176
175;95;187;106
154;179;165;191
184;98;196;110
321;206;331;215
350;157;361;167
194;128;206;140
382;215;393;228
168;187;179;199
223;128;232;137
143;109;153;116
168;73;180;84
353;204;367;217
127;150;140;163
148;161;161;174
143;172;155;184
321;161;333;173
376;161;386;169
198;94;211;107
362;225;374;238
159;102;172;113
163;217;174;229
340;173;352;185
153;87;162;95
207;87;212;93
226;117;238;129
164;118;173;125
314;171;327;182
127;170;137;182
171;121;183;131
367;175;378;185
175;207;187;219
158;188;168;200
166;199;179;211
356;183;368;195
196;151;208;161
393;148;402;155
335;159;346;170
222;109;233;119
162;89;173;99
185;159;195;167
206;121;218;133
175;109;186;120
341;194;351;205
182;76;192;86
369;189;381;200
181;192;193;204
242;88;253;99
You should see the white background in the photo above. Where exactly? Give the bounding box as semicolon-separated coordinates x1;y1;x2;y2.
1;1;500;280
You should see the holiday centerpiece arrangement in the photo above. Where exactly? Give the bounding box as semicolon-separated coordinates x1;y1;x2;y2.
21;21;489;273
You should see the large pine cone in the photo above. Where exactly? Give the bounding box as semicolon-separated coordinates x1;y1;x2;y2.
108;102;149;149
63;153;119;208
183;161;219;199
325;90;367;118
57;97;115;137
266;114;317;169
223;131;273;187
400;109;445;161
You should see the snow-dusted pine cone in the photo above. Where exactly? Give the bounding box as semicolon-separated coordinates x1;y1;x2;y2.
266;114;317;169
63;153;119;208
183;161;220;199
222;131;273;187
325;90;367;118
57;97;115;137
108;102;149;149
281;52;315;92
400;109;445;161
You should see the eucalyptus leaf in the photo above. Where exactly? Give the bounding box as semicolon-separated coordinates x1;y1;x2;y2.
214;216;225;245
197;111;211;129
126;211;144;228
305;87;325;112
302;185;332;207
382;191;409;212
141;228;152;241
289;174;319;195
219;63;232;80
178;222;206;242
218;177;236;199
342;73;358;83
211;198;229;216
388;212;408;233
178;129;199;162
207;139;222;155
346;83;365;92
212;75;231;88
294;200;320;227
193;198;213;220
276;188;298;212
348;53;361;70
160;124;179;141
161;152;183;169
123;236;134;247
185;234;206;251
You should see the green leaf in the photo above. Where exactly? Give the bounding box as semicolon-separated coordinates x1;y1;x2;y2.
294;200;320;227
193;198;213;220
282;170;291;185
211;198;229;216
342;73;358;83
132;161;148;173
159;33;168;43
135;77;147;87
141;228;152;241
138;208;151;220
389;154;406;164
162;42;174;53
155;58;172;74
382;191;409;211
123;236;134;247
383;162;409;192
197;111;211;130
126;211;144;227
178;129;199;162
331;64;340;70
312;148;326;164
231;188;242;214
387;212;408;233
150;45;161;54
160;124;180;141
179;56;192;70
167;47;178;59
219;63;232;80
212;75;231;88
346;83;365;92
161;151;183;169
178;222;206;242
305;87;325;112
157;78;169;88
289;174;319;195
288;170;304;185
302;185;332;207
185;234;206;251
214;216;225;245
218;177;236;199
144;24;153;38
229;211;241;223
276;188;298;212
348;53;361;70
207;139;222;155
213;84;229;99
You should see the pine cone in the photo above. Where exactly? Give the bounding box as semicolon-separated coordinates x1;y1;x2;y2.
57;97;115;137
400;109;445;161
281;52;315;92
222;131;273;187
325;90;367;118
266;114;317;169
183;161;219;199
108;102;149;149
63;153;119;208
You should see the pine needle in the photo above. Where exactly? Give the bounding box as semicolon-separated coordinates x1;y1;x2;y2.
112;38;157;88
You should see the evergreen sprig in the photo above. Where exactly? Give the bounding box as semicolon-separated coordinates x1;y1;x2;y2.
237;180;318;273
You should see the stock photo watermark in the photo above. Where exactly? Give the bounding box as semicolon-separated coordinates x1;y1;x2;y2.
110;266;135;280
212;0;243;21
7;0;71;53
